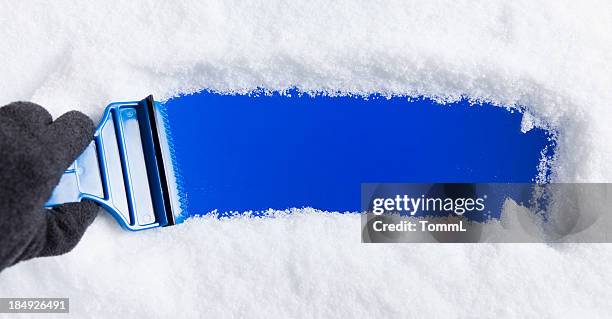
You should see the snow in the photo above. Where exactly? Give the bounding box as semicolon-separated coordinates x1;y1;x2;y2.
1;0;612;317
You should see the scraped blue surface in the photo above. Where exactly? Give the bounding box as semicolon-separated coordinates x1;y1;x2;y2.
160;91;554;217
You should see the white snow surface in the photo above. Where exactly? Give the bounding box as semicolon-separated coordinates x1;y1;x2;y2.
1;0;612;318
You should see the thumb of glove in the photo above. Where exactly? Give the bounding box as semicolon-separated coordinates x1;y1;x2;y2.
44;110;95;180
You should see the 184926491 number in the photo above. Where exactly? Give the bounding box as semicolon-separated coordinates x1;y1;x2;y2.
0;298;69;313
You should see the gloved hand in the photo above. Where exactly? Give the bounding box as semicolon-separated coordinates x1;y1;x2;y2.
0;102;98;272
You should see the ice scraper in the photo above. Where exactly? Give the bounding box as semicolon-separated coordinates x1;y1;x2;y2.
45;92;552;230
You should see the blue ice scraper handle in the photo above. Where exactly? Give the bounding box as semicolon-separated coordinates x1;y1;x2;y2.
45;96;175;231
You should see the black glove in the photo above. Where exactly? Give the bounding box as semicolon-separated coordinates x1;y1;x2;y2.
0;102;98;272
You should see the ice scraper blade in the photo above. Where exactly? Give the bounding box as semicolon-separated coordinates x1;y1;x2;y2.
46;96;176;231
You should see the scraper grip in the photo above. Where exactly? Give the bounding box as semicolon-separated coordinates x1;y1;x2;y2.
46;141;104;207
45;98;171;231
